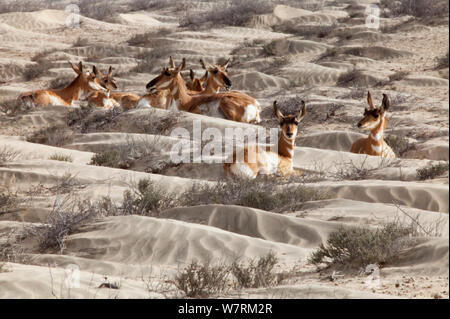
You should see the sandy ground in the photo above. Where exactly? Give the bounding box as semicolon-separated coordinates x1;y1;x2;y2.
0;0;448;299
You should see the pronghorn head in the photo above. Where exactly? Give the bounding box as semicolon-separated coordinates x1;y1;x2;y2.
187;68;208;90
146;57;186;92
93;65;118;90
68;61;108;93
199;58;232;90
357;91;390;130
274;100;307;140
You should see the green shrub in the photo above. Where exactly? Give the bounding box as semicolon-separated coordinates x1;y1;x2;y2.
416;162;449;180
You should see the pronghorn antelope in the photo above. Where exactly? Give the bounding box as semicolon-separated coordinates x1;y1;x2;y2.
199;58;232;93
19;61;107;108
91;66;140;110
224;100;307;179
185;68;208;92
350;91;395;158
146;58;261;123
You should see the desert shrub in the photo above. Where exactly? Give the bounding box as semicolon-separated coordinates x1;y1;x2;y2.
384;134;414;157
173;261;231;298
121;178;174;216
0;0;60;13
23;59;53;81
90;150;130;169
49;153;73;162
49;76;73;90
332;157;398;181
275;24;336;38
129;0;178;11
180;0;273;28
178;177;330;212
27;195;102;254
26;126;73;147
48;172;83;194
0;146;21;166
133;109;180;135
72;37;89;47
416;162;449;180
437;50;449;69
127;28;172;47
388;71;410;82
231;252;278;288
381;0;449;18
78;0;117;22
66;105;94;126
131;47;175;73
309;223;414;268
0;99;22;115
0;191;18;214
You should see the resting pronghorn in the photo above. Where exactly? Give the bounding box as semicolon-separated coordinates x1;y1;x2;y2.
350;91;395;158
146;58;261;123
199;58;232;93
91;66;139;110
224;100;306;179
185;69;208;92
19;61;107;108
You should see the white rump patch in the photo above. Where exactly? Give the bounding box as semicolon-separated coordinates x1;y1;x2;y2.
137;97;151;108
261;151;278;175
48;94;66;106
371;144;382;153
241;104;258;123
230;163;257;179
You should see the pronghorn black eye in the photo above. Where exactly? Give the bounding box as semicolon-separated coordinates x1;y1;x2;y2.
373;113;379;118
164;71;171;76
213;69;218;74
294;121;299;125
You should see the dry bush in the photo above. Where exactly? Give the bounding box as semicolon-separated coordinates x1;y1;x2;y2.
173;261;231;298
384;134;414;157
0;0;60;13
0;99;22;115
416;162;449;180
26;126;74;147
381;0;449;18
128;0;178;11
49;153;73;162
437;50;449;69
23;59;53;81
121;178;175;217
78;0;117;22
388;71;410;82
0;191;19;214
72;37;89;48
275;23;337;38
26;194;102;254
332;157;398;181
337;69;369;87
178;176;330;212
66;105;94;127
133;109;180;135
0;146;21;166
90;150;131;169
309;222;415;269
231;252;278;288
49;76;73;90
131;47;175;73
180;0;273;28
127;28;172;47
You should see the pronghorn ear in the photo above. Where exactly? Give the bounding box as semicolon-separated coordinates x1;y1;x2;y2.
273;101;284;121
169;56;175;69
200;70;208;81
78;61;84;73
92;65;99;76
175;58;186;73
199;59;207;70
108;66;113;77
69;61;81;75
367;90;375;110
381;93;390;112
221;58;230;69
296;100;307;122
189;69;195;81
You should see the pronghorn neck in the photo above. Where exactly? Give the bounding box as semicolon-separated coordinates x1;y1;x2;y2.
171;74;192;104
277;132;295;159
204;74;221;93
47;74;86;104
367;114;387;154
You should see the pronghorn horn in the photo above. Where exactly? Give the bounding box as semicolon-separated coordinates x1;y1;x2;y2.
189;69;195;81
175;58;186;73
296;100;307;121
92;65;99;76
108;66;113;76
221;58;230;69
367;91;375;110
68;61;81;75
382;93;390;111
169;56;175;68
78;61;83;72
273;101;284;121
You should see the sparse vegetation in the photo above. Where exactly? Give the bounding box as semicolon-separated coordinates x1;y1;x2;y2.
381;0;449;18
90;150;131;169
49;76;73;90
78;0;117;22
180;0;273;28
337;69;368;87
173;261;231;298
26;126;73;147
416;162;449;180
48;153;73;162
0;146;21;166
437;50;449;69
23;59;52;81
26;194;102;254
0;191;19;214
309;223;415;269
132;48;175;73
72;37;89;48
127;28;172;47
274;24;337;39
0;99;22;115
231;252;278;288
384;134;414;157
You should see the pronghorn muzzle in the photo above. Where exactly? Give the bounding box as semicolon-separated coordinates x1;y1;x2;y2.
223;75;232;91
